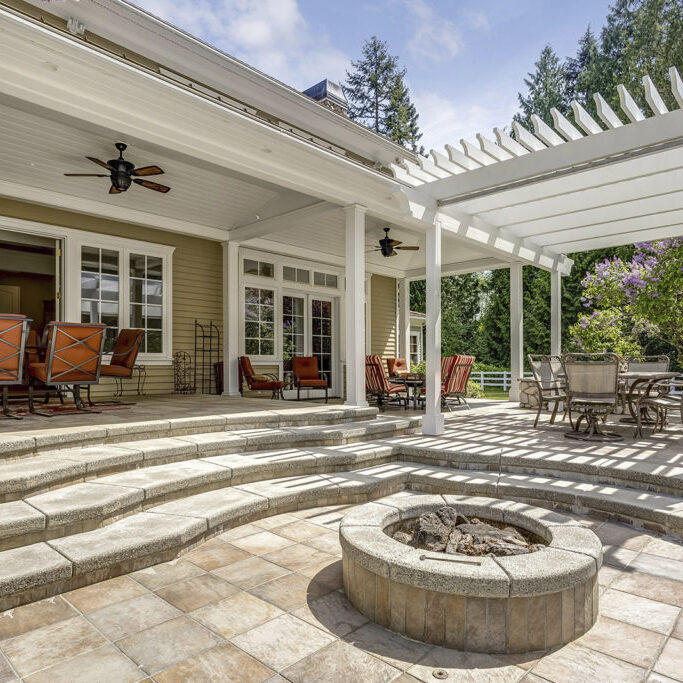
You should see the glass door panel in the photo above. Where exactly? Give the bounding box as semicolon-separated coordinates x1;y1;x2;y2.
282;294;305;372
311;297;333;389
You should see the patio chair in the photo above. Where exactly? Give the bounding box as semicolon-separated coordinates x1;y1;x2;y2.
239;356;284;399
619;355;670;412
561;352;622;441
416;355;456;408
86;329;144;406
386;358;409;378
291;356;328;403
443;354;476;409
27;321;106;414
365;354;408;409
528;354;567;428
634;378;683;438
0;314;32;419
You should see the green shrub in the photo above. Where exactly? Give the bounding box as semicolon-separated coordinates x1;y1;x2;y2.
466;380;484;398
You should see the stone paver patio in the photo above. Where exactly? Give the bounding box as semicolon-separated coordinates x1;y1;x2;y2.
1;493;681;682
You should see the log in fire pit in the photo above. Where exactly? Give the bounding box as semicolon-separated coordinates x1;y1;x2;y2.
340;494;602;654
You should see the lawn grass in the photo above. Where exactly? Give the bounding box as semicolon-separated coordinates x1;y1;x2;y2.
480;388;510;400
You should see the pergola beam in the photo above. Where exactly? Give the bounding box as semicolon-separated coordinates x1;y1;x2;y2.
403;257;511;280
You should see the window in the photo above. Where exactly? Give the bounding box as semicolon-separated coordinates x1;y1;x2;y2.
129;254;164;353
282;295;305;370
313;272;338;288
244;287;275;355
311;298;332;387
80;246;119;352
244;258;274;278
283;266;310;284
410;330;422;366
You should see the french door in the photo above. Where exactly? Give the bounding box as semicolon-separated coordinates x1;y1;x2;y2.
281;291;337;394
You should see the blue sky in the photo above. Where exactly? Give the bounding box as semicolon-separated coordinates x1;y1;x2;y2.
129;0;614;151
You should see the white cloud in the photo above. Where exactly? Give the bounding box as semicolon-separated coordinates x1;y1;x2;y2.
128;0;350;89
398;0;463;63
412;88;519;152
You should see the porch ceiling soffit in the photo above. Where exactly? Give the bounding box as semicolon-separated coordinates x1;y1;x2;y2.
0;9;411;228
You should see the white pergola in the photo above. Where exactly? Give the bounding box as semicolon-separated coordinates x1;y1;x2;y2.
1;3;682;437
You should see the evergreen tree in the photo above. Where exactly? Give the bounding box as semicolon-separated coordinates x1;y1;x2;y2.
344;36;423;150
565;26;599;113
477;269;511;367
513;44;569;131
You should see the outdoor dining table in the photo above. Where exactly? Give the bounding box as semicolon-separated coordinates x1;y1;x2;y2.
391;374;425;410
619;370;680;424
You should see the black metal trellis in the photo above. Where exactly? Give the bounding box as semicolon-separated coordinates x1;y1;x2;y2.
194;320;220;394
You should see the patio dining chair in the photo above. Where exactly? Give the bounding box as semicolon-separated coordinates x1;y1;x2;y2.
443;354;476;409
0;313;32;419
416;355;456;408
619;355;670;412
291;356;328;403
528;354;567;428
633;378;683;438
239;356;284;399
365;354;408;409
561;352;621;441
87;328;145;406
386;358;409;378
27;321;106;414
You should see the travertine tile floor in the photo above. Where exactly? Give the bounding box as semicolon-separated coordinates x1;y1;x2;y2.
1;496;682;682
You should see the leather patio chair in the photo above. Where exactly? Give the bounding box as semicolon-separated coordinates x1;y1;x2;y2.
561;352;621;441
386;357;409;378
365;354;408;409
0;313;32;419
291;356;328;403
28;321;106;414
87;328;144;405
528;354;567;428
239;356;284;399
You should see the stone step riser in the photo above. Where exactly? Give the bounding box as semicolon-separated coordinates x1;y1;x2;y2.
0;421;419;503
0;407;379;460
1;468;680;612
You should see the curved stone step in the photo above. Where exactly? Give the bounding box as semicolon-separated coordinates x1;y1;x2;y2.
0;405;379;459
1;461;681;610
0;416;419;503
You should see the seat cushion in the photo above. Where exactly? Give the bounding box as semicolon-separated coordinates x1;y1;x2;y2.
28;362;47;383
251;380;284;390
298;379;327;388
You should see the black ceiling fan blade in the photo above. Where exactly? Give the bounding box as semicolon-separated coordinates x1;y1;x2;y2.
132;165;164;176
86;156;115;171
389;239;403;247
396;246;420;251
133;178;171;193
64;173;109;177
109;185;124;194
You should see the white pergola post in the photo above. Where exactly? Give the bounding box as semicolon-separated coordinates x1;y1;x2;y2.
399;278;411;360
550;269;562;356
221;240;241;397
423;221;445;435
344;204;368;407
509;263;524;402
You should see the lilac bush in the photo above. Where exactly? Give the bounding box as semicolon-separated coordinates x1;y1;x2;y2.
570;238;683;360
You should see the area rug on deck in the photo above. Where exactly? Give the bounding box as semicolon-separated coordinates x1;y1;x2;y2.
12;403;132;416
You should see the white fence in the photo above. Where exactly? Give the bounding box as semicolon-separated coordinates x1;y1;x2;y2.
470;370;532;391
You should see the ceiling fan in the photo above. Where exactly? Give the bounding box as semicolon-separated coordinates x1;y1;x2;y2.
64;142;170;195
369;227;420;257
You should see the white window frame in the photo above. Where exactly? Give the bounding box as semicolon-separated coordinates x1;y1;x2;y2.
0;217;174;365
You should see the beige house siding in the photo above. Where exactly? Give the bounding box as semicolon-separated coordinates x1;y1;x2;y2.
0;199;223;397
370;274;397;360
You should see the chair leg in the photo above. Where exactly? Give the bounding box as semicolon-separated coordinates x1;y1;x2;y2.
1;386;22;419
297;386;300;401
550;400;560;425
72;385;101;413
28;379;53;417
533;400;543;429
324;385;328;404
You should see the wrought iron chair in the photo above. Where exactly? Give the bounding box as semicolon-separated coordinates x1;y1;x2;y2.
443;354;476;408
619;355;670;412
0;314;32;419
291;356;328;403
365;354;408;409
87;329;144;405
528;354;567;428
386;357;409;378
239;356;284;399
28;321;106;414
561;353;622;441
634;378;683;438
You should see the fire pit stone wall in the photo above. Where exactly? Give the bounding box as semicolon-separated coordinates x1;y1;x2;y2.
340;494;602;654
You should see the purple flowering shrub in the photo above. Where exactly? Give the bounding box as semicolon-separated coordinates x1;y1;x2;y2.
570;238;683;358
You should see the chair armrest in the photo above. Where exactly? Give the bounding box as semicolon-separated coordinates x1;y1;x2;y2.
265;373;280;383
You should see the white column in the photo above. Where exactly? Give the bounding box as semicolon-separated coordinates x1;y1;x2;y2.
509;263;524;402
221;240;241;397
399;277;411;360
344;204;368;407
423;221;444;435
550;269;562;356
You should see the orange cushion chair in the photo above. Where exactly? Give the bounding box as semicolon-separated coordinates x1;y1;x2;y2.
386;357;409;377
88;329;144;405
0;313;31;419
239;356;284;399
291;356;328;403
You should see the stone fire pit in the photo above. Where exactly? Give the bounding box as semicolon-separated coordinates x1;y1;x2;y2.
340;494;602;654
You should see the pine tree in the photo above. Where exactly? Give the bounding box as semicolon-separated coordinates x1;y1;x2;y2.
513;44;569;131
565;26;599;113
344;36;423;150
